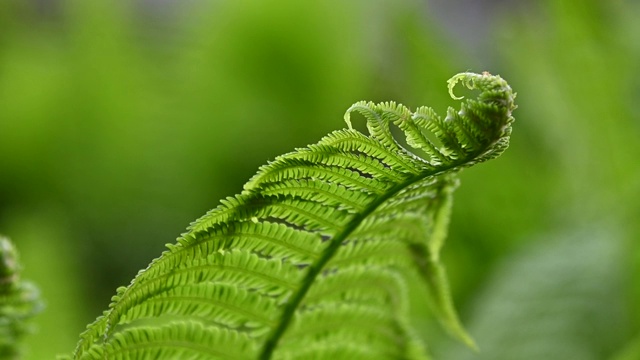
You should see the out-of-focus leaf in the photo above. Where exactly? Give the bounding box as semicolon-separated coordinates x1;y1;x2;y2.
610;334;640;360
439;227;629;360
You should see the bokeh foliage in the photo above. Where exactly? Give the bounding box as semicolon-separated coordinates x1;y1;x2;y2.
0;0;638;358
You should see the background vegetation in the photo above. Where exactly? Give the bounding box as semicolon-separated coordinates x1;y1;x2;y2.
0;0;638;358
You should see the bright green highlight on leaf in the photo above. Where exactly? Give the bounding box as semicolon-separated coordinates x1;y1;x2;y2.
66;72;516;359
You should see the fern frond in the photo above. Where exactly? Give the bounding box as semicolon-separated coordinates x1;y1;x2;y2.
70;72;516;359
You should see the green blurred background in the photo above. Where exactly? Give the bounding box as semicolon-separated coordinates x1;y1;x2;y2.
1;0;639;358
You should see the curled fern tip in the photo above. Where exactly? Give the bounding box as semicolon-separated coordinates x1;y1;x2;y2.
447;71;509;100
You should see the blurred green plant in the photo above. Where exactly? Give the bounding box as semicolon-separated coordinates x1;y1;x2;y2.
0;236;42;359
439;227;628;360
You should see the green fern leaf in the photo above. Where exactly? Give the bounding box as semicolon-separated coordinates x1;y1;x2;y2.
69;72;516;359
